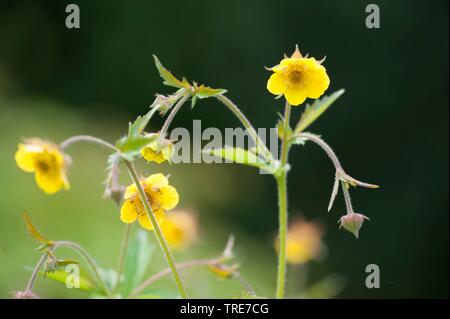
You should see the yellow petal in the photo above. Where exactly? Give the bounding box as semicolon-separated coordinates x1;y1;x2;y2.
267;72;286;95
285;86;308;106
15;144;38;172
138;208;165;230
124;184;138;200
141;146;166;164
304;66;330;98
159;185;179;210
145;173;169;188
60;170;70;190
120;200;138;223
286;241;311;264
35;170;64;194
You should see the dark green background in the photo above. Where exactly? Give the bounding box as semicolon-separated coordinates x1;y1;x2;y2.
0;0;448;298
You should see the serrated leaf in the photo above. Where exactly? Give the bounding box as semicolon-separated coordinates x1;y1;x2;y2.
153;55;189;89
22;211;52;245
120;230;155;297
295;89;345;133
202;147;268;169
117;135;158;154
194;85;227;99
38;269;96;292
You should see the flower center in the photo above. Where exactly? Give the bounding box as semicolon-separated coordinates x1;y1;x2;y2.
288;70;303;84
36;160;50;172
133;191;158;216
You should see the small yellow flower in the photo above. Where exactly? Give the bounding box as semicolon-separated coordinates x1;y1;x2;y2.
15;138;70;194
267;45;330;106
120;173;179;230
275;219;325;265
141;136;174;164
161;210;198;250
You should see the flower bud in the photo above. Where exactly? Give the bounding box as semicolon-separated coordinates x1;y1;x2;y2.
105;185;125;207
151;94;180;116
338;213;369;239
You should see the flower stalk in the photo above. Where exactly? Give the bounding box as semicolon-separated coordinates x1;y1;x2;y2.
123;160;188;299
59;135;187;298
113;223;133;293
55;240;111;296
216;94;274;162
275;102;292;299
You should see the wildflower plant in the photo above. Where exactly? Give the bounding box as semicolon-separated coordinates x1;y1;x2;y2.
14;45;377;299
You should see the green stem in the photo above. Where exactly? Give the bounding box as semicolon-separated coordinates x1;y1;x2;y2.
216;94;274;162
113;223;133;293
60;135;120;153
160;92;191;138
275;102;291;299
123;160;188;299
55;240;111;296
25;249;53;293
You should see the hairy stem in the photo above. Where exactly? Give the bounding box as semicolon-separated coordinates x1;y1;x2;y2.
131;257;255;298
216;94;273;161
341;181;355;215
25;248;54;293
55;240;111;296
160;92;191;138
275;102;291;299
295;132;378;189
60;135;120;153
131;257;221;297
123;160;188;299
113;223;133;293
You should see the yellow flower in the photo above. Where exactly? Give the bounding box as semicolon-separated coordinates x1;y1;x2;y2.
15;138;70;194
161;210;198;250
267;45;330;106
141;136;174;164
275;218;325;265
120;173;179;230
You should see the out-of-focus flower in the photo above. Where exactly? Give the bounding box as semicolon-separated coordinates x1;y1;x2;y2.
141;135;174;164
120;174;179;230
275;218;325;265
15;138;70;194
161;210;198;250
266;45;330;106
339;213;369;239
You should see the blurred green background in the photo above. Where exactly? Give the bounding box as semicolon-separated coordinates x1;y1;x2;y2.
0;0;448;298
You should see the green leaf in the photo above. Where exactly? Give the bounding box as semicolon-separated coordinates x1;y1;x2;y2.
194;85;227;99
22;211;53;245
153;55;190;89
116;108;161;154
116;134;158;154
202;147;268;169
295;89;345;133
38;269;96;292
120;230;155;297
